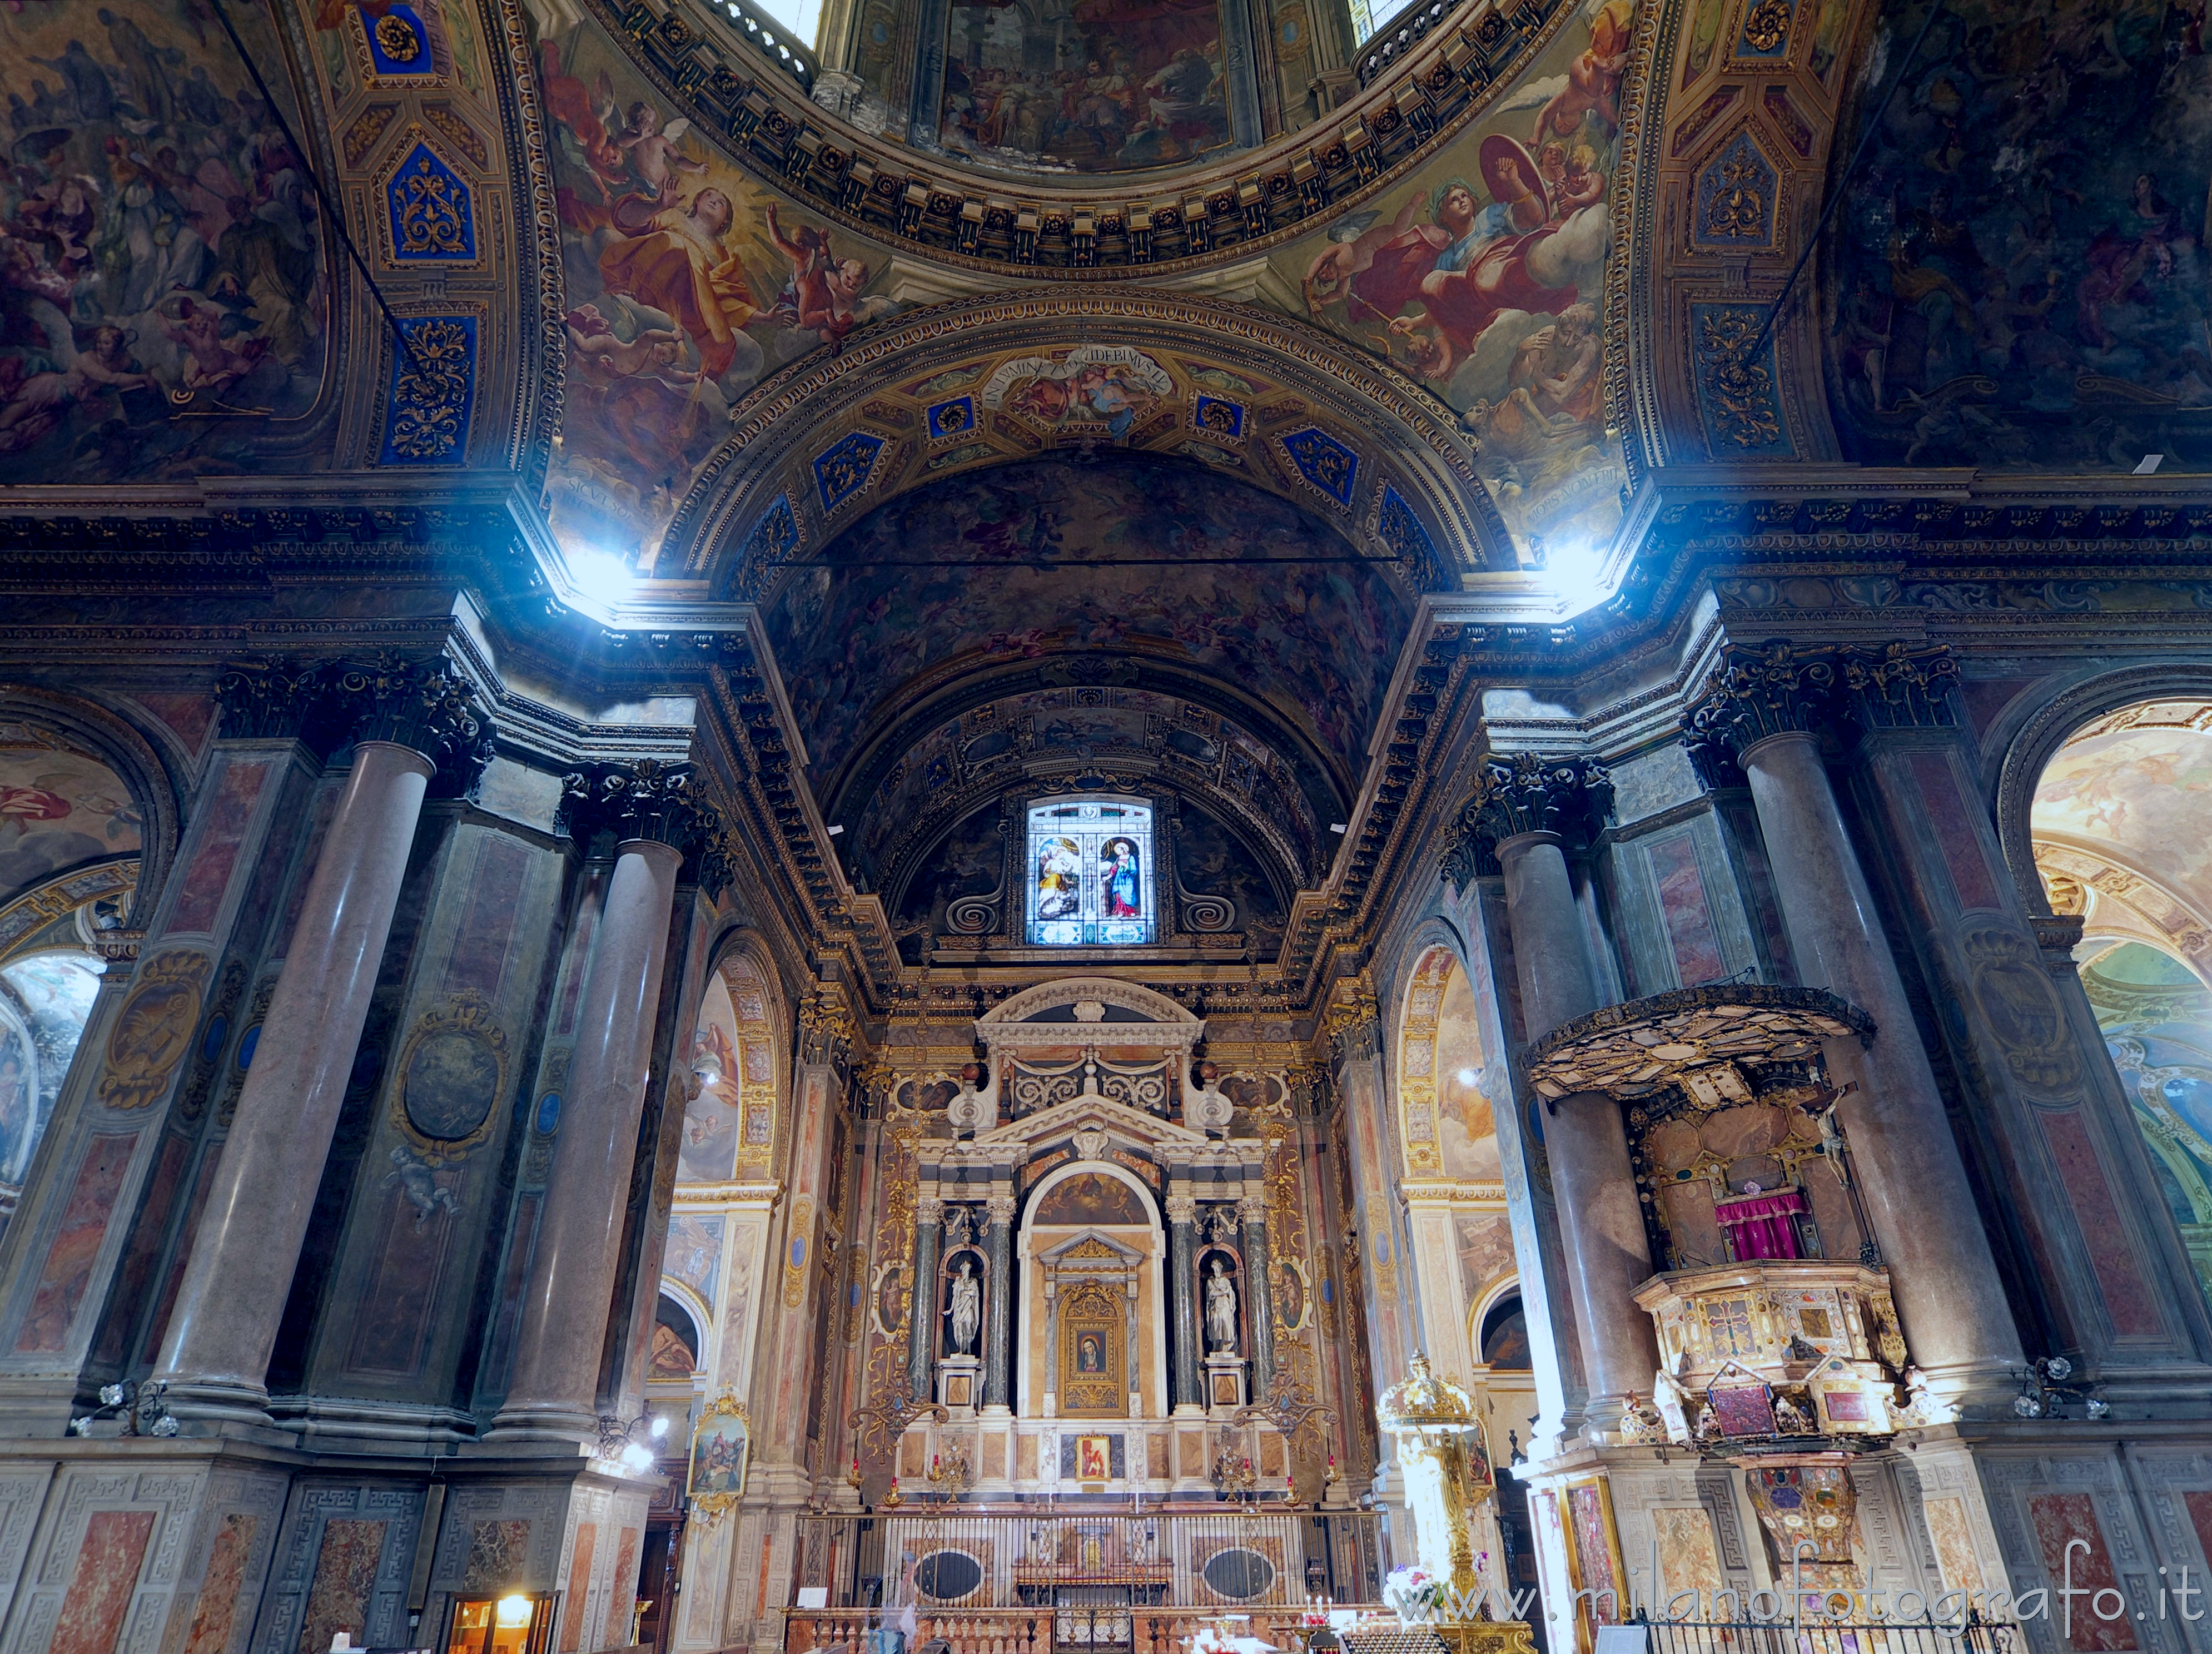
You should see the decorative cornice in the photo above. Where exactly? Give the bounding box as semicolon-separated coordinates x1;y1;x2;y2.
592;0;1572;280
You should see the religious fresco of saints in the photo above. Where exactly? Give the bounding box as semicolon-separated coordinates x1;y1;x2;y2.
1827;0;2212;469
0;1;330;486
1284;0;1629;565
938;0;1234;173
535;22;901;569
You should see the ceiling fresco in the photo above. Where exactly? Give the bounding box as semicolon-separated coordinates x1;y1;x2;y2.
0;0;332;483
1267;0;1631;563
536;12;904;562
759;451;1413;801
1825;0;2212;469
937;0;1240;173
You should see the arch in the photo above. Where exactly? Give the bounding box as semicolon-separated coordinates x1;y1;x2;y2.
0;686;183;929
1472;1283;1532;1372
649;1289;708;1380
1992;662;2212;917
680;935;786;1184
1393;941;1501;1182
1017;1158;1169;1419
674;292;1496;591
1022;1158;1165;1235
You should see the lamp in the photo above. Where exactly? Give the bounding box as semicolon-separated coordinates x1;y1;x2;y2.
495;1594;533;1628
599;1408;672;1474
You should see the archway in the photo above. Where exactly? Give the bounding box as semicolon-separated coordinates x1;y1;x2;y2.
2032;697;2212;1306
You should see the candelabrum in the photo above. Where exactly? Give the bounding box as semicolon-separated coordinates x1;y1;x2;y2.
1210;1439;1259;1505
597;1408;674;1474
926;1444;974;1508
68;1380;177;1438
2012;1356;2110;1420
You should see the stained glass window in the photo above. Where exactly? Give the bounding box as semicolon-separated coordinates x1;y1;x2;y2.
1027;799;1154;946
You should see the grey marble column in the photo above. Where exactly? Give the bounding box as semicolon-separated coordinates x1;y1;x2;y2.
908;1196;942;1403
486;835;683;1442
983;1194;1014;1410
1495;828;1657;1434
1166;1191;1202;1413
156;738;438;1424
1239;1193;1275;1397
1737;729;2022;1395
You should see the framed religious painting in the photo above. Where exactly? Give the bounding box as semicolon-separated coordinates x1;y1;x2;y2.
1076;1434;1112;1482
687;1392;750;1521
1057;1283;1126;1416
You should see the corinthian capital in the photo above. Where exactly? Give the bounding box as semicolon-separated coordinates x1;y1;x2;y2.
1683;640;1959;783
561;758;736;894
1441;752;1610;891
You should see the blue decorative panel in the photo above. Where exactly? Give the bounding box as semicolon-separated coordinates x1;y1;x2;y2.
1378;487;1439;581
1691;131;1776;251
814;431;886;513
745;493;800;564
378;316;476;465
1689;304;1795;459
386;142;475;261
361;2;435;75
1281;426;1358;507
925;396;977;440
1192;395;1245;439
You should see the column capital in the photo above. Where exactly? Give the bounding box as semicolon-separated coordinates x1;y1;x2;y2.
1684;640;1960;783
1237;1193;1268;1226
561;758;737;895
1165;1194;1197;1225
215;653;494;794
1442;752;1610;892
985;1193;1017;1224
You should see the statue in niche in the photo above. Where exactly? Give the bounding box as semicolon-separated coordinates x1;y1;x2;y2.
1205;1258;1239;1353
948;1258;981;1355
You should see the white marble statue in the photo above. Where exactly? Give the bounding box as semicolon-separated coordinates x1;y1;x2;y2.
1205;1258;1239;1353
948;1259;981;1355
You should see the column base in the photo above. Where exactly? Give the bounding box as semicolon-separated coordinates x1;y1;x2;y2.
480;1402;598;1447
161;1377;277;1432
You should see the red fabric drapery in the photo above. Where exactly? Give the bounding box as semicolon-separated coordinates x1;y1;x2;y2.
1714;1188;1805;1260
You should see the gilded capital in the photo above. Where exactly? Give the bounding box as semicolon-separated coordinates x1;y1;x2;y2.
1441;752;1610;891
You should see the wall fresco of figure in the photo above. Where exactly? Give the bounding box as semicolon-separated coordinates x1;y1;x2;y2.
939;0;1234;172
0;0;330;482
536;19;902;566
0;738;141;908
762;453;1410;792
1277;0;1631;566
1826;0;2212;468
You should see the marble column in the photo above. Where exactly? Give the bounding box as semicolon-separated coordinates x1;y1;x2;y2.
156;735;444;1423
1735;727;2022;1395
1240;1192;1275;1398
908;1196;942;1403
1494;822;1657;1434
983;1193;1014;1411
487;833;684;1441
1166;1190;1202;1413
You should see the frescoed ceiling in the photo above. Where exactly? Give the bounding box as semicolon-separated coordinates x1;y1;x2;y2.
2034;700;2212;989
762;449;1411;807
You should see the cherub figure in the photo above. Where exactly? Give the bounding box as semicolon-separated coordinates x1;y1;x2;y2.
615;100;705;201
1530;0;1632;147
